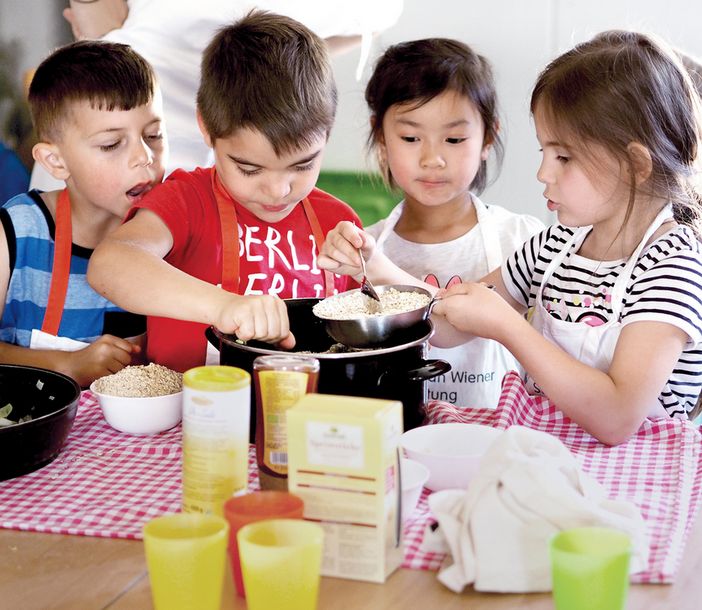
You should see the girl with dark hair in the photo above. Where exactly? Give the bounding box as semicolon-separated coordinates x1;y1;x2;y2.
362;38;543;408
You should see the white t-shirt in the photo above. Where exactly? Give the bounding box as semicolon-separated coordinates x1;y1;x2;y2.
367;196;544;408
30;0;404;189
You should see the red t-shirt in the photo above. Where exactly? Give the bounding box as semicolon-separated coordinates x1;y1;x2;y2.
127;167;361;371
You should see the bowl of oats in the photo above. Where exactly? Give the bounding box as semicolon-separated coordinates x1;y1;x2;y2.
312;284;436;348
90;363;183;435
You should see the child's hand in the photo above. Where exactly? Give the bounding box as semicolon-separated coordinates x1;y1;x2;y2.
318;221;376;278
215;294;295;350
432;282;518;342
61;335;140;388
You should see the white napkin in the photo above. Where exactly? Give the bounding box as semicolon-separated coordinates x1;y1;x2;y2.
424;425;649;593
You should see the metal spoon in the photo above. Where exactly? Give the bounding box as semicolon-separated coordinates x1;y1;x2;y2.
358;250;382;313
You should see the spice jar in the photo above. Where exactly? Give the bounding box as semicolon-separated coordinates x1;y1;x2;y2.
182;365;251;515
253;355;319;490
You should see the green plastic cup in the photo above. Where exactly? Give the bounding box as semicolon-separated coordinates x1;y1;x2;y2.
550;527;632;610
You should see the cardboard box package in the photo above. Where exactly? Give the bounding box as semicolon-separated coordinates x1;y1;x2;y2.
287;394;404;583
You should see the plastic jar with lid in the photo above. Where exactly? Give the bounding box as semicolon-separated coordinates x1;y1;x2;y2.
253;355;319;490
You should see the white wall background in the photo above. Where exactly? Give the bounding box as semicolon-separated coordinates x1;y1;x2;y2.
3;0;702;225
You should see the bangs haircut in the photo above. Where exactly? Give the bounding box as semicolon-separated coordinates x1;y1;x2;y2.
29;40;157;142
365;38;503;193
197;10;337;156
531;30;702;234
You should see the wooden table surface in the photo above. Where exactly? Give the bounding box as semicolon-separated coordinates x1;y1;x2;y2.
2;506;701;610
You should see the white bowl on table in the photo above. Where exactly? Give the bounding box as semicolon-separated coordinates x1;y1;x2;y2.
400;457;430;523
400;423;502;491
89;383;183;435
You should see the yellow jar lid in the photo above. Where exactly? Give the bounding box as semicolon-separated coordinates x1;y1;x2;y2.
183;365;250;391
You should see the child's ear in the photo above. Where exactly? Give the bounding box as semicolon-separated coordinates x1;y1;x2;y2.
196;111;213;148
32;142;70;181
626;142;653;184
481;119;500;161
371;117;388;164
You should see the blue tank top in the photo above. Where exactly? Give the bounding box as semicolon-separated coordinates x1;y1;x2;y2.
0;190;145;346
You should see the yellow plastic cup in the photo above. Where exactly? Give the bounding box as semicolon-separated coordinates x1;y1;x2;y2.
550;526;632;610
143;512;229;610
237;518;324;610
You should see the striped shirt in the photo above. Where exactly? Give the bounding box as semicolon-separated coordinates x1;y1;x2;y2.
502;223;702;418
0;190;144;346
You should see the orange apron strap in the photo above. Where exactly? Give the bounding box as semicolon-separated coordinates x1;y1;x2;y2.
41;189;72;335
302;197;335;298
211;170;240;292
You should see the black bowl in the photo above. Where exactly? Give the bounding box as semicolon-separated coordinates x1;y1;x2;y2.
0;364;81;481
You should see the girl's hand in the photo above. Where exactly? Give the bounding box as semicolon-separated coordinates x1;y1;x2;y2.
318;221;376;278
214;294;295;350
432;282;518;342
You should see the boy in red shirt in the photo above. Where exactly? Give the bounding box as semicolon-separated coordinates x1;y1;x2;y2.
88;11;361;372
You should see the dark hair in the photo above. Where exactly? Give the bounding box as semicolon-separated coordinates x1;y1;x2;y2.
679;50;702;98
531;30;702;235
28;40;157;142
365;38;503;193
197;10;337;155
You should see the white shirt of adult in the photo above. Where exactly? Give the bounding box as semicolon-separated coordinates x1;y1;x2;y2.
30;0;404;190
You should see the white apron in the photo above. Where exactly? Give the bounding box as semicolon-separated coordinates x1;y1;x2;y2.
376;199;518;408
527;206;673;418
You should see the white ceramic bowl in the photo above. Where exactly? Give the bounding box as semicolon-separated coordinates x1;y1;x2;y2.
400;457;430;523
90;383;183;435
400;423;502;491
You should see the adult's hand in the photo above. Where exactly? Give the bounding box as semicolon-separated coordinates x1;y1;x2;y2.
63;0;128;40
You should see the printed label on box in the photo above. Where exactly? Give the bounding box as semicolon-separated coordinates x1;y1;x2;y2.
306;422;364;469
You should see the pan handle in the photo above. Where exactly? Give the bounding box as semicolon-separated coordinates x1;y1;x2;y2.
423;295;443;320
205;326;220;350
378;359;451;385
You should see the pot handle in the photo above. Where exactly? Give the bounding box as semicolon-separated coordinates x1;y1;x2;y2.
379;359;451;385
205;326;220;350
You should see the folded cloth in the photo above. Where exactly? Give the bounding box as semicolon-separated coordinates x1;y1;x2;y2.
425;425;649;593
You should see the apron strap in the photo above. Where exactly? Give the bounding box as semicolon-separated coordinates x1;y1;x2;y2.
474;196;503;272
41;189;72;336
211;169;333;296
375;201;404;250
212;170;240;292
302;197;335;298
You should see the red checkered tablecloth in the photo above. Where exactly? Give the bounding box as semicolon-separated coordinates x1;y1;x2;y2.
404;371;702;584
0;392;258;539
2;375;701;584
0;391;436;571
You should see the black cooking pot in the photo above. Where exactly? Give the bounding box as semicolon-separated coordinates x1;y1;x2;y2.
206;298;451;440
0;364;81;481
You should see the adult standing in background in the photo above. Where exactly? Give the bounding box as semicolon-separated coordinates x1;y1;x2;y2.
30;0;403;189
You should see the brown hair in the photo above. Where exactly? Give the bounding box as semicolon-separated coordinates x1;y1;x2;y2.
365;38;503;193
531;30;702;235
197;10;337;156
28;40;157;142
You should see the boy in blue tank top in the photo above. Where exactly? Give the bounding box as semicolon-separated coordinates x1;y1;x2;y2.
0;40;167;387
